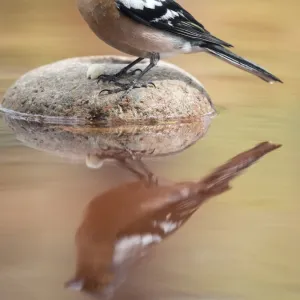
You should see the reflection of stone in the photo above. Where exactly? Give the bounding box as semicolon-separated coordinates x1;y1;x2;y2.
1;56;215;124
66;142;281;298
4;116;212;164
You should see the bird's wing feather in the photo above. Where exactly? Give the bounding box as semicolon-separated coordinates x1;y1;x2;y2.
116;0;232;47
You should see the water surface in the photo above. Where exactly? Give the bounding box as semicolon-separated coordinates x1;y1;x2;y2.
0;1;299;300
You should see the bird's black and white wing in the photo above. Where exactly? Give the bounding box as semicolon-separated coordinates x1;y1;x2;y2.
116;195;201;243
116;0;232;47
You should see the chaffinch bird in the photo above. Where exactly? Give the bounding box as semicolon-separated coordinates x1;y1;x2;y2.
65;141;280;297
77;0;282;95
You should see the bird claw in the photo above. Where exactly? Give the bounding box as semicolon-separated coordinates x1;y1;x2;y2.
115;81;155;89
99;89;113;95
96;68;142;85
147;82;156;88
99;81;156;97
96;74;118;84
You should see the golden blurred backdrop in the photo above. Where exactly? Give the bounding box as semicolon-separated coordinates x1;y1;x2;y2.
0;1;300;300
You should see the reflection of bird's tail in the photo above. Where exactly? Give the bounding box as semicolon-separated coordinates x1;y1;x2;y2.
203;44;283;83
141;142;281;212
199;142;282;197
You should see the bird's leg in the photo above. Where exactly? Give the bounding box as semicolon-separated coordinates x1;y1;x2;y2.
100;53;160;97
117;158;158;186
134;159;158;185
97;57;144;83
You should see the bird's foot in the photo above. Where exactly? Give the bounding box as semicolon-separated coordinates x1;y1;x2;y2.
87;64;142;82
99;81;156;98
96;74;119;84
96;69;142;84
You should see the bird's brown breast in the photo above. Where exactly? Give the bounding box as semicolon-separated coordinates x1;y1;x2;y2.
76;0;184;57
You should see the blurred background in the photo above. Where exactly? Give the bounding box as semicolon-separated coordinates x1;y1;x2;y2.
0;1;299;300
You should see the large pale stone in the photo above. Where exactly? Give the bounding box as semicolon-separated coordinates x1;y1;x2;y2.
1;56;215;125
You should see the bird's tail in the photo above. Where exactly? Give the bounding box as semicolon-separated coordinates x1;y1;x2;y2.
203;44;283;83
199;142;282;197
141;142;281;212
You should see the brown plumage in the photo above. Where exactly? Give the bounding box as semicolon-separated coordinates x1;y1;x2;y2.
77;0;183;57
77;0;282;96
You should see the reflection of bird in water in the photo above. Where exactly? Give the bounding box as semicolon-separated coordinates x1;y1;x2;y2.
65;142;281;298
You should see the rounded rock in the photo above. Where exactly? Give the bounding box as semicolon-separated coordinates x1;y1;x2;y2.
1;56;215;125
